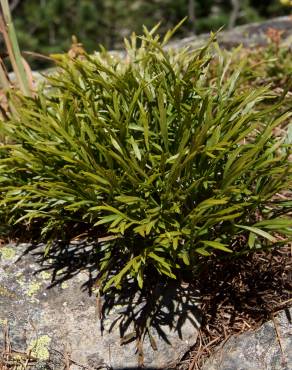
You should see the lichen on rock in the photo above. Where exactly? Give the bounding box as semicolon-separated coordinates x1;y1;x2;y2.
0;247;16;261
28;335;51;361
40;271;51;280
27;281;42;297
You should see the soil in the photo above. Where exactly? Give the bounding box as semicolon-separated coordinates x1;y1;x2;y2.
177;244;292;370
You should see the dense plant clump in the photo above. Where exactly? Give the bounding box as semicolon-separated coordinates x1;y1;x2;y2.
0;26;291;292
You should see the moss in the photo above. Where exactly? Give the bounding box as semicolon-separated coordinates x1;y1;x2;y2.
0;247;16;260
28;335;51;361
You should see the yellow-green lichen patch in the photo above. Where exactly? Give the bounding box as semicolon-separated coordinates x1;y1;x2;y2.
61;281;69;290
40;271;51;280
16;274;26;287
27;282;42;297
12;354;24;362
0;318;8;327
28;335;51;361
0;247;16;261
0;285;16;298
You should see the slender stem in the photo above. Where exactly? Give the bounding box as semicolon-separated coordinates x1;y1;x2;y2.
0;0;31;96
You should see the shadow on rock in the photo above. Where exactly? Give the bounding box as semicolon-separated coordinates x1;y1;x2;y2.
15;241;201;367
101;278;201;347
21;240;101;291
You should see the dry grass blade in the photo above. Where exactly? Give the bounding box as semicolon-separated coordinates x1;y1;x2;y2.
0;59;9;90
0;0;31;96
20;57;34;92
0;323;37;370
271;312;286;363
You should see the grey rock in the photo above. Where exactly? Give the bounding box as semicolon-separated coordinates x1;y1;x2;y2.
0;243;200;369
202;308;292;370
168;16;292;50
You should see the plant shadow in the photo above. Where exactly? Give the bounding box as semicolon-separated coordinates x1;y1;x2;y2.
20;240;201;356
101;276;201;346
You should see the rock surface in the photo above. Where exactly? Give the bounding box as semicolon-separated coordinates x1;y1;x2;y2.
169;16;292;50
202;308;292;370
0;243;200;369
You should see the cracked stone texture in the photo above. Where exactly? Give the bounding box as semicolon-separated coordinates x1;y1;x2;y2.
202;308;292;370
0;243;200;369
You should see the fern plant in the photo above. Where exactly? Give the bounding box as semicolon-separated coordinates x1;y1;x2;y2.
0;25;291;292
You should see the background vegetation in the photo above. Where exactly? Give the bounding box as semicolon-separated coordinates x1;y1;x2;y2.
3;0;291;68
